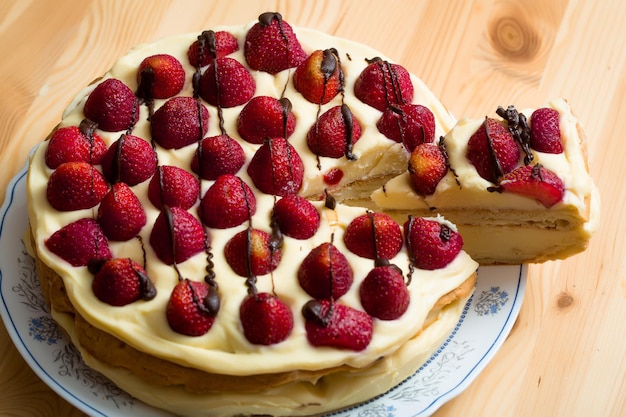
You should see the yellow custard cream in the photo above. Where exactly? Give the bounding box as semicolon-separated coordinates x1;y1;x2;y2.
373;99;600;263
27;21;478;416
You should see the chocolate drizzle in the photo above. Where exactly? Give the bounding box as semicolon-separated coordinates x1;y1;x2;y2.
324;189;336;210
340;104;357;161
496;105;534;165
279;97;293;139
136;66;156;119
404;215;417;285
111;134;126;184
438;136;460;187
131;262;157;301
302;299;333;327
79;119;98;164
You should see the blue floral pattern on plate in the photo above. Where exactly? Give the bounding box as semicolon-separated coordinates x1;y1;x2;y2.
0;159;526;417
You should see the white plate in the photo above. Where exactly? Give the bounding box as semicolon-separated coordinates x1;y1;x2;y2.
0;158;526;417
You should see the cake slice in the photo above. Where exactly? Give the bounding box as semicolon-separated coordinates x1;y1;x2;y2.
372;99;600;264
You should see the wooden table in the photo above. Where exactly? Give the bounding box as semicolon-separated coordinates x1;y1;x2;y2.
1;1;624;416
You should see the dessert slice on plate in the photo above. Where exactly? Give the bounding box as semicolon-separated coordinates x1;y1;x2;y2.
372;99;600;264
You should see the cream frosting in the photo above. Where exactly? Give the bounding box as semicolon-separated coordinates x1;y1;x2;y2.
26;18;478;407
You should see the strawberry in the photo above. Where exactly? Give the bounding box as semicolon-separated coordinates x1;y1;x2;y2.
272;194;320;239
83;78;139;132
224;228;282;277
45;124;107;169
359;265;409;320
298;242;353;300
101;134;157;185
403;216;463;270
45;218;112;267
306;105;361;159
91;258;156;306
497;164;565;208
408;142;448;195
199;174;256;229
244;12;307;74
149;206;206;265
376;104;436;152
136;54;186;99
247;137;304;196
97;182;147;241
199;56;255;108
343;212;403;261
166;279;217;336
187;30;240;67
354;57;414;112
239;292;293;345
236;96;296;144
46;162;108;211
148;165;199;210
151;96;209;149
303;300;373;351
293;49;343;104
530;107;563;153
190;134;246;180
466;117;520;183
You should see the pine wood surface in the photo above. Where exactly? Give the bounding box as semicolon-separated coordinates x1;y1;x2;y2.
0;1;624;416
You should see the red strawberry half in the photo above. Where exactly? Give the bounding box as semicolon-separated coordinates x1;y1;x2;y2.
244;12;307;74
237;96;296;144
191;134;246;180
151;96;209;149
148;165;199;210
530;107;563;153
136;54;186;99
240;292;293;345
344;212;403;261
354;58;414;112
149;206;206;265
272;194;320;240
199;174;256;229
408;142;448;195
199;56;255;108
101;134;157;185
497;164;565;208
45;218;112;267
403;216;463;270
377;104;436;152
306;105;361;159
45;124;107;169
293;49;343;105
298;242;353;300
97;182;147;241
83;78;139;132
46;162;108;211
91;258;156;306
303;300;373;351
188;30;240;67
224;228;281;278
466;117;520;183
166;279;217;336
247;137;304;196
359;265;409;320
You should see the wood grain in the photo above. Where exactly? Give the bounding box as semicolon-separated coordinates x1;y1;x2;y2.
1;1;624;416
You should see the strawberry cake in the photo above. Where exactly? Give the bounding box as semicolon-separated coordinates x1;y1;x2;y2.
26;12;481;417
372;99;600;264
